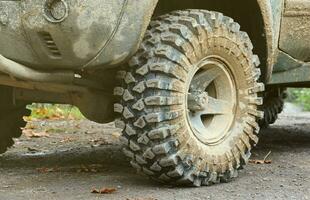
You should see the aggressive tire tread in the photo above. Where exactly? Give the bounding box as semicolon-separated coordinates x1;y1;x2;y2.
115;10;264;186
259;89;286;128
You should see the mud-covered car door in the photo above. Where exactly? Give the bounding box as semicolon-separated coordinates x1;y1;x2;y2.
279;0;310;62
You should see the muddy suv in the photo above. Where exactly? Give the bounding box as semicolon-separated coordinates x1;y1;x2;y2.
1;0;309;186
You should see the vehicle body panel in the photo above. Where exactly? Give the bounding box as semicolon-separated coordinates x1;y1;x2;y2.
279;0;310;62
258;0;284;82
271;0;310;85
0;0;310;86
0;0;157;70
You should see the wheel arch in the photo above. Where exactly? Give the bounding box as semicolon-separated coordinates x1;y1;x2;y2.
153;0;275;83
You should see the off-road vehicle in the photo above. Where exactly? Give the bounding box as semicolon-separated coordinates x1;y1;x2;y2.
0;0;308;186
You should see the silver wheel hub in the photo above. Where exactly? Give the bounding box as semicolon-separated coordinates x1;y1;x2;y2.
186;57;237;145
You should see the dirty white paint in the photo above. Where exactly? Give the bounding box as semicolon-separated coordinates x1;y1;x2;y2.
73;36;91;59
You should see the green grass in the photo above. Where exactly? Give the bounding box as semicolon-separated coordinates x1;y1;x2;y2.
287;88;310;111
27;104;85;120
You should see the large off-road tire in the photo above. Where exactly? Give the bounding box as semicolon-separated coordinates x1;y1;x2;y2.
114;10;264;186
259;88;286;128
0;86;30;154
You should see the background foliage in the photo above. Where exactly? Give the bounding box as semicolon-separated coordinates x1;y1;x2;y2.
287;88;310;111
27;104;84;120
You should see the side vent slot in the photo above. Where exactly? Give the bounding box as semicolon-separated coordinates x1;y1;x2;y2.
39;32;62;59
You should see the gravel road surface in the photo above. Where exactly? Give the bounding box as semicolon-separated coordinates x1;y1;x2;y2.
0;107;309;200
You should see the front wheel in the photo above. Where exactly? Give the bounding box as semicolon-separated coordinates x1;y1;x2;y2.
114;10;264;186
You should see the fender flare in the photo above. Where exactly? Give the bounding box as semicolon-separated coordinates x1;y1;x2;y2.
257;0;276;82
153;0;277;83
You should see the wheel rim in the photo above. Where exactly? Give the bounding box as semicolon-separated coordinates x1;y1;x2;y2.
186;57;237;145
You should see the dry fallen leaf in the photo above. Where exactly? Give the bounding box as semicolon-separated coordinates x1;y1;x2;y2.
249;159;272;164
91;187;116;194
48;114;65;120
249;151;272;164
25;123;36;130
23;129;50;138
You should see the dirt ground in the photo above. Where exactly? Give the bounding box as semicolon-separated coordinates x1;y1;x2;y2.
0;106;309;200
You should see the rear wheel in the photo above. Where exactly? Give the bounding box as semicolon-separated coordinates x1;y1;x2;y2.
0;86;30;154
115;10;264;186
259;88;286;128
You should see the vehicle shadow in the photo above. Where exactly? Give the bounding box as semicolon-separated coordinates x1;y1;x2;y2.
1;114;309;169
258;123;310;150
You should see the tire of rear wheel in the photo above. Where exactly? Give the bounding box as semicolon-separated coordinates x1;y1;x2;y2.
259;89;286;128
114;10;265;186
0;86;30;154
